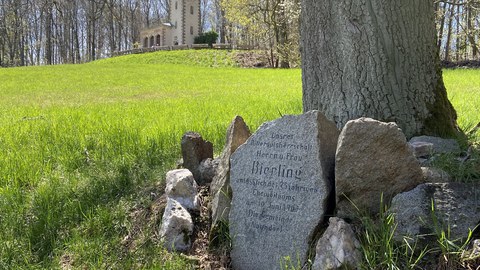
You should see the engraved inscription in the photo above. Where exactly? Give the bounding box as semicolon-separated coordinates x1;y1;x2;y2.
230;111;338;270
236;132;317;233
251;161;302;180
249;138;313;151
256;150;303;161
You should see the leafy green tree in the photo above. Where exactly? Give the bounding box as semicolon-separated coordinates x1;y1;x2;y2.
221;0;300;67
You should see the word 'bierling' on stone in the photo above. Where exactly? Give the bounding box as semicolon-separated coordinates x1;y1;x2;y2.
250;160;302;180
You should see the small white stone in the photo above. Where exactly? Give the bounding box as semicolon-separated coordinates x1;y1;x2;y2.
312;217;362;270
159;198;194;252
165;169;200;211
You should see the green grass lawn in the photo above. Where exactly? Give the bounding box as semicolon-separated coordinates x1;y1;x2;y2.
0;50;478;269
444;69;480;137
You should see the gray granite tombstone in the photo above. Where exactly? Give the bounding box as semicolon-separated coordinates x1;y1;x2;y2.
229;111;339;270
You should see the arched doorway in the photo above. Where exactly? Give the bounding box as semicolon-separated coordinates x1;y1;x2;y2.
156;34;161;46
143;37;148;48
149;36;154;47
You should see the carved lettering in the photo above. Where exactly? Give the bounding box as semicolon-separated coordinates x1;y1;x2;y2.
230;111;338;270
250;160;302;181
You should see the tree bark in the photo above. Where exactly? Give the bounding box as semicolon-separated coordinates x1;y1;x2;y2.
301;0;459;138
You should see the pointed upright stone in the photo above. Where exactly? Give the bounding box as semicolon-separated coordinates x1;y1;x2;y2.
229;111;339;270
211;116;251;226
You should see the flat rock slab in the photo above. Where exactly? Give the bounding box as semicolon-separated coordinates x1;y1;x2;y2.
409;141;434;158
421;167;451;183
391;182;480;242
335;118;423;220
409;136;460;154
229;111;339;270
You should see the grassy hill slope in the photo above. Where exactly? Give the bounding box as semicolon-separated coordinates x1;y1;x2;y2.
94;49;240;67
0;50;301;269
0;50;478;269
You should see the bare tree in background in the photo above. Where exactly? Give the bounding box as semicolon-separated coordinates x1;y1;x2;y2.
0;0;477;66
436;0;480;61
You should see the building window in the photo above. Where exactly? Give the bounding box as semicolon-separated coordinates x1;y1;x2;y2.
190;6;194;14
156;34;161;46
175;1;178;9
190;26;194;35
150;36;154;47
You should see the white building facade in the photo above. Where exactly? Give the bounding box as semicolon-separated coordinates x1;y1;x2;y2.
140;0;201;47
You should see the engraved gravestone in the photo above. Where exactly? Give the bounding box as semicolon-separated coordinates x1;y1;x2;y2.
229;111;339;270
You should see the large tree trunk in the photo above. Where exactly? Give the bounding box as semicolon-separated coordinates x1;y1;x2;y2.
301;0;459;138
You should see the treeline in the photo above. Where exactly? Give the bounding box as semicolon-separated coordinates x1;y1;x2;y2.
0;0;171;66
218;0;300;68
436;0;479;61
0;0;478;67
217;0;480;68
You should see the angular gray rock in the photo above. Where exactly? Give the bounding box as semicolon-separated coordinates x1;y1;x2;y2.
409;136;461;155
210;116;251;226
391;182;480;242
312;217;362;270
165;169;200;211
159;198;194;252
181;131;213;185
198;158;219;184
335;118;423;220
409;141;434;158
229;111;339;270
421;167;451;183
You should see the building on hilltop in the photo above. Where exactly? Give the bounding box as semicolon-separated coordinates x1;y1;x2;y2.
140;0;201;48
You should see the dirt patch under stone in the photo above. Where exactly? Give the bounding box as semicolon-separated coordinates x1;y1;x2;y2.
121;182;231;269
188;186;231;270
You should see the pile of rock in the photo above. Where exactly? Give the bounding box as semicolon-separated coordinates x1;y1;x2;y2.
158;111;480;269
159;169;200;251
159;116;251;252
